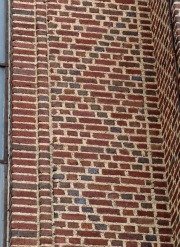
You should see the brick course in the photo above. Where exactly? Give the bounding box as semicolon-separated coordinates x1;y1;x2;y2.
8;0;179;246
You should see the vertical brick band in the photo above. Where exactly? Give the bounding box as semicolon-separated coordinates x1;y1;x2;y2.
10;0;39;245
136;1;173;246
36;0;54;245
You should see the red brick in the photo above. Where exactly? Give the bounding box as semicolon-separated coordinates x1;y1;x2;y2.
9;0;177;246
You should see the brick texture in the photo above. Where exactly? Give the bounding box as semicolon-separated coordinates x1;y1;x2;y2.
149;1;180;246
9;0;178;246
10;0;39;246
172;1;180;75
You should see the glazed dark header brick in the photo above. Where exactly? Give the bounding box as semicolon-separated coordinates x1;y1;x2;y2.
8;0;179;246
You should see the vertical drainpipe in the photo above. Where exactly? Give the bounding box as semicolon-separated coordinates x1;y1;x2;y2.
0;0;9;246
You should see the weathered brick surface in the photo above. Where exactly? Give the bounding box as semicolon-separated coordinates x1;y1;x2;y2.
172;1;180;75
149;0;180;246
9;0;178;246
10;0;39;246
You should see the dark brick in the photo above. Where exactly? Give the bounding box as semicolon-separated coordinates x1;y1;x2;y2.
78;90;88;96
110;127;122;133
52;116;64;122
83;1;92;7
94;46;105;52
106;148;117;154
138;157;149;164
80;175;93;181
121;194;133;200
66;117;77;123
127;12;136;17
88;215;100;222
53;174;65;180
123;142;134;148
132;165;143;170
88;168;99;174
69;83;80;88
82;207;94;213
11;230;37;238
68;190;79;197
141;243;152;247
95;224;107;231
97;112;108;118
74;198;86;205
116;22;126;28
104;120;115;125
59;182;70;188
60;198;72;204
91;105;101;111
145;235;157;241
111;240;123;246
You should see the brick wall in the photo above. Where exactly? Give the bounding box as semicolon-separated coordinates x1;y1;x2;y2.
149;0;180;246
172;1;180;75
10;0;39;245
9;0;178;246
